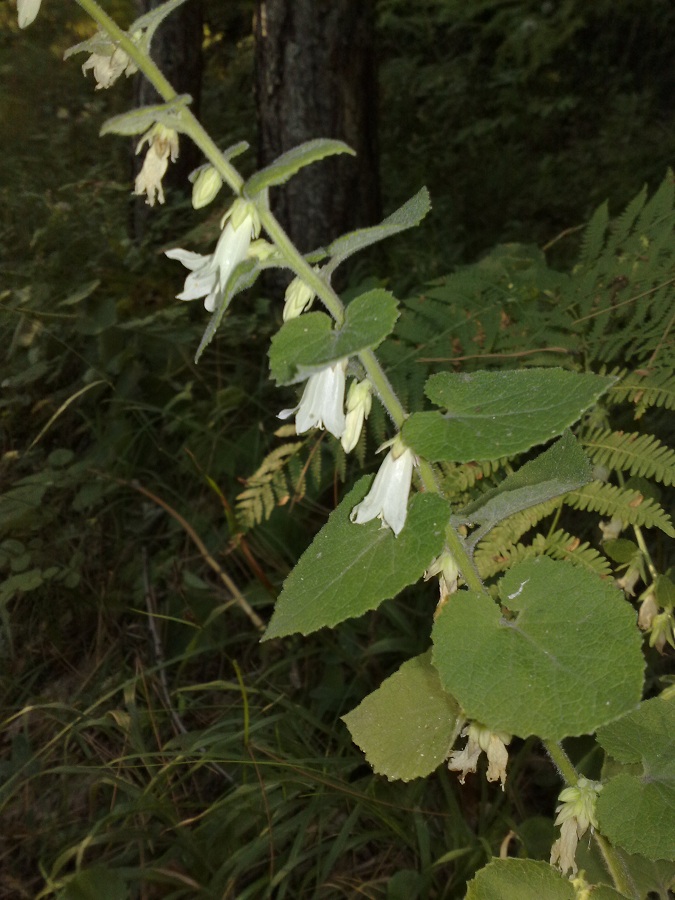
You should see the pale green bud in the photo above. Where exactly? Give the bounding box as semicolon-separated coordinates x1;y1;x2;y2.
190;164;223;209
341;379;372;453
283;276;315;321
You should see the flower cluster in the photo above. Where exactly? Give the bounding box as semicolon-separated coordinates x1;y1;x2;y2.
550;777;603;876
447;722;511;789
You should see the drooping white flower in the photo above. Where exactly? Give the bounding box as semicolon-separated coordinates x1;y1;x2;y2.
83;45;137;90
550;777;602;876
278;360;347;440
65;28;139;89
341;379;372;453
350;436;414;536
134;124;179;207
283;276;316;321
17;0;42;28
425;548;460;615
165;200;260;312
447;722;511;789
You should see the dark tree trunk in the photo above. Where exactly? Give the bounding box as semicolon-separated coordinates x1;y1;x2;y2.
132;0;204;239
254;0;380;259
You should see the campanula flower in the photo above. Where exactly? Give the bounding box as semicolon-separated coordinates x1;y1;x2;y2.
165;199;260;312
278;360;347;440
350;435;414;536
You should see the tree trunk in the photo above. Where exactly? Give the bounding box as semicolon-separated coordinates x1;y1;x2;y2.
132;0;204;239
254;0;380;260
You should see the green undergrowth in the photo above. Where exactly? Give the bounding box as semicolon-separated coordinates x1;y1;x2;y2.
1;2;674;898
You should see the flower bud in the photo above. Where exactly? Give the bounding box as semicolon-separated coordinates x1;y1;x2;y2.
283;276;315;321
341;379;372;453
190;164;223;209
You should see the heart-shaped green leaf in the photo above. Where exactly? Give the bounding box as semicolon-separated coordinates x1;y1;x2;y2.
596;694;675;860
342;652;462;781
263;479;449;640
432;557;644;739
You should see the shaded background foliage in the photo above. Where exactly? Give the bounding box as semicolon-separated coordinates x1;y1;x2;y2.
0;0;673;897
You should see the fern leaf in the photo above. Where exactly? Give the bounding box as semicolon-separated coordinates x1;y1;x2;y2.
565;482;675;536
236;442;305;529
583;429;675;486
579;200;609;268
475;530;611;580
609;368;675;417
544;529;613;577
604;185;647;258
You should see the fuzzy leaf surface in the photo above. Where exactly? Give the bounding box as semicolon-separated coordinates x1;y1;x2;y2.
327;188;431;265
269;290;399;385
342;652;461;781
465;859;625;900
100;95;191;137
596;695;675;860
403;369;615;462
458;431;593;542
432;557;644;739
245;139;354;196
263;479;449;640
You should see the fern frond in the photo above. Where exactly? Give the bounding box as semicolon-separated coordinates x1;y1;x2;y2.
475;530;611;580
579;201;609;268
583;429;675;486
236;442;305;529
609;368;675;417
544;529;613;577
565;482;675;536
440;457;509;494
475;533;548;579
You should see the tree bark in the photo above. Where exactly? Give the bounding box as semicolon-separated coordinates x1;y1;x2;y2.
132;0;204;239
254;0;380;258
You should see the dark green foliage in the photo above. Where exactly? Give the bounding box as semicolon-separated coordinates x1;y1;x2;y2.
1;1;674;897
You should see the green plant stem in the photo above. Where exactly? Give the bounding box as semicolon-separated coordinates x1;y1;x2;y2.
75;0;244;194
75;0;485;598
594;832;639;899
542;740;578;785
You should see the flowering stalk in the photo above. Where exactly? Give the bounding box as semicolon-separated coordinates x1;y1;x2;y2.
73;0;486;596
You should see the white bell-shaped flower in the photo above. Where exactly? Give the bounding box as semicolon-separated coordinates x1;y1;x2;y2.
165;200;260;312
350;436;414;536
279;360;347;439
18;0;42;27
